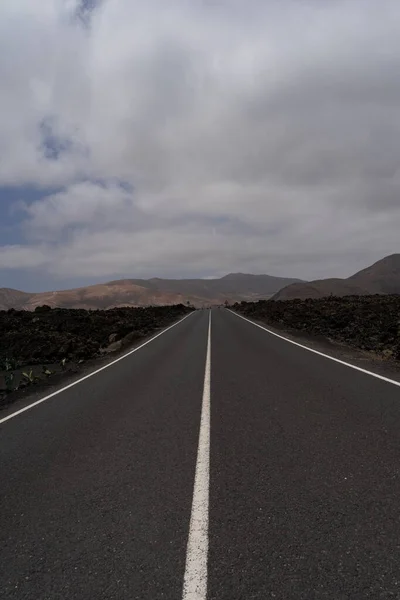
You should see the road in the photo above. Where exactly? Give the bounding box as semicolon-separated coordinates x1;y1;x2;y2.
1;308;400;599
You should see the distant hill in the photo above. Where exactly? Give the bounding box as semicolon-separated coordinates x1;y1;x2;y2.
0;273;303;311
347;254;400;294
0;288;33;311
273;254;400;301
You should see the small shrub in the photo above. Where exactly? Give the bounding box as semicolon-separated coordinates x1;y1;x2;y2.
35;305;52;313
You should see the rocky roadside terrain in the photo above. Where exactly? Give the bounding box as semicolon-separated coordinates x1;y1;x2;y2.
0;304;193;408
233;295;400;361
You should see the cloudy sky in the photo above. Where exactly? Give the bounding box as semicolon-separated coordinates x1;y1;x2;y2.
0;0;399;291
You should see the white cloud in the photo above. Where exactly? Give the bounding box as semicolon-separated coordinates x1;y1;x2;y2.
21;181;135;240
0;0;400;283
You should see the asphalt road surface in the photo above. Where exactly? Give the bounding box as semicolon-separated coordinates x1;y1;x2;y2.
1;308;400;599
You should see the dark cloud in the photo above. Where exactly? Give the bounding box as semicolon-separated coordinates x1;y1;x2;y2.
0;0;399;285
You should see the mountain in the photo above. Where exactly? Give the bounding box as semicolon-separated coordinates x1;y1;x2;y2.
273;254;400;301
347;254;400;294
0;273;303;311
0;288;33;311
129;273;304;300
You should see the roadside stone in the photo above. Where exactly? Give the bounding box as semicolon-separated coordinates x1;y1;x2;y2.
0;374;7;391
106;340;123;353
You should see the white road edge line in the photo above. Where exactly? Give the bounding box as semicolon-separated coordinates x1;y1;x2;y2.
228;309;400;388
183;310;211;600
0;311;195;425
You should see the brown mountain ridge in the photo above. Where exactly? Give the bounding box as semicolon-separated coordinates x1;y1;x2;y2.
0;273;303;311
273;254;400;301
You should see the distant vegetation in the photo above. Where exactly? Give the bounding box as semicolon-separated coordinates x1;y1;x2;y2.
234;295;400;361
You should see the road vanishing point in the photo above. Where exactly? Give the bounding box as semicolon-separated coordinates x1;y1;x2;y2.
1;308;400;599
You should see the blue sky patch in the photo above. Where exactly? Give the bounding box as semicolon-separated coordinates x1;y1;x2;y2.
0;185;61;245
39;118;73;161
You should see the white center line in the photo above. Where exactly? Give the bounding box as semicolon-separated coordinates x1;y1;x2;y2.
183;310;211;600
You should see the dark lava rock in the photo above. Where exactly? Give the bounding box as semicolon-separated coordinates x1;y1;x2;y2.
233;295;400;361
0;304;193;371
